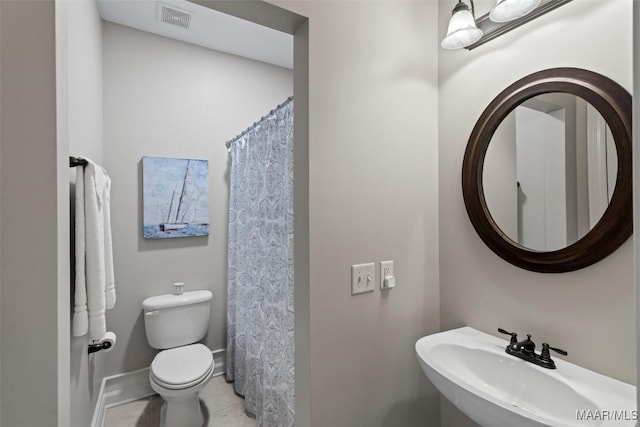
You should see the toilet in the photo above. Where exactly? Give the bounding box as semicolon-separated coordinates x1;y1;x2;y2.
143;286;214;427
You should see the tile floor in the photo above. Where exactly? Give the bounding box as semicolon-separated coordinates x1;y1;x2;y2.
104;375;256;427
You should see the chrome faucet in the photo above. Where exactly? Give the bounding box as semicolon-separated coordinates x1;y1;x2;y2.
498;328;567;369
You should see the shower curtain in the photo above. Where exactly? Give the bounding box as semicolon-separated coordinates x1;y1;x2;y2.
226;98;294;427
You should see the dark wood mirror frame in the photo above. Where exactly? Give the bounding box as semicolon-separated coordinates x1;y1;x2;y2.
462;68;632;273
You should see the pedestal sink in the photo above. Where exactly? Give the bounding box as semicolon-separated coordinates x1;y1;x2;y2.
416;327;636;427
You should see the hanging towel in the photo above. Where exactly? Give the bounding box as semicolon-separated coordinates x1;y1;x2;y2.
72;157;116;340
72;165;88;336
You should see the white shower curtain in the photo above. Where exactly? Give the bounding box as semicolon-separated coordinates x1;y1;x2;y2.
226;99;294;427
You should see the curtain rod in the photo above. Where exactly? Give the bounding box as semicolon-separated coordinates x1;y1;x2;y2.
225;96;293;149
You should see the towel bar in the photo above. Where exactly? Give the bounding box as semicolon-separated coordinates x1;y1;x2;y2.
69;156;88;167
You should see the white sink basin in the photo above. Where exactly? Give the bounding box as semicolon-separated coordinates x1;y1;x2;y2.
416;327;636;427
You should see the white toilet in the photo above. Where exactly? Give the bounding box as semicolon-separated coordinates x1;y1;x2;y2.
143;286;214;427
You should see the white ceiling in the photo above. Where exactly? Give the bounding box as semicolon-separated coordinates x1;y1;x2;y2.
97;0;293;69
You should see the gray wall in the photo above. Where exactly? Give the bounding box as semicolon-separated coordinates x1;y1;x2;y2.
438;0;634;425
55;1;105;426
102;22;293;377
0;0;66;425
271;1;441;425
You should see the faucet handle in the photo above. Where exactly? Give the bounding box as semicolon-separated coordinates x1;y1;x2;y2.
541;343;568;360
498;328;518;344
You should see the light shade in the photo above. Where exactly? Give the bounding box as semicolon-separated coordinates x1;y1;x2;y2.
441;2;483;50
489;0;542;23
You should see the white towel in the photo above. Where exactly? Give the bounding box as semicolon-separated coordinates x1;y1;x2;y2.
72;166;88;336
72;158;116;340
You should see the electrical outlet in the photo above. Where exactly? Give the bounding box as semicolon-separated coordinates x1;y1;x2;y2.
380;260;395;290
351;263;375;295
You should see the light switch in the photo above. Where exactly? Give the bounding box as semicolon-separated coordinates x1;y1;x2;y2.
380;260;395;290
351;263;375;295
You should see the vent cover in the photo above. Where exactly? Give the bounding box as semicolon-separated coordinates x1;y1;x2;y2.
158;4;191;29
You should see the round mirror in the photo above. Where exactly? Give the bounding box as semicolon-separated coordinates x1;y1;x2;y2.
462;68;632;273
484;93;617;252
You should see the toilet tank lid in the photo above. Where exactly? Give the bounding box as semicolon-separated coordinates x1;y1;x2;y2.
143;290;212;310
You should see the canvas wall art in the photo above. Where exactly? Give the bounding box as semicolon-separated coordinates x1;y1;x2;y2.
143;156;209;239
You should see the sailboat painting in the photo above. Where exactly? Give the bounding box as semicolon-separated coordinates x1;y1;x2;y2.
142;156;209;239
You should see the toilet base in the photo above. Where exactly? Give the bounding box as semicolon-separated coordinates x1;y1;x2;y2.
159;394;204;427
148;346;214;427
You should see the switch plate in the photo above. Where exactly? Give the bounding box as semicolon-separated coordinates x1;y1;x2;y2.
380;260;394;290
351;263;375;295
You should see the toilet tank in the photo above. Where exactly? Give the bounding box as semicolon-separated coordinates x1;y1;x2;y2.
142;290;212;349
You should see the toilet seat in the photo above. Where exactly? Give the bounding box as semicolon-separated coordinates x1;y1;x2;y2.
151;344;214;390
151;362;213;390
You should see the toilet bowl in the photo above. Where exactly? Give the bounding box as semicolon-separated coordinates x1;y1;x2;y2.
142;288;214;427
149;344;214;427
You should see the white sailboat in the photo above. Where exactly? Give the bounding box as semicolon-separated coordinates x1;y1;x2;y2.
160;160;198;232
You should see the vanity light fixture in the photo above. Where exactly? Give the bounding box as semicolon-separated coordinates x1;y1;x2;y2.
442;0;574;50
489;0;542;23
441;1;483;50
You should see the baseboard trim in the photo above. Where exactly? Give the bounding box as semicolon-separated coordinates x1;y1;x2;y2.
91;378;107;427
91;348;226;427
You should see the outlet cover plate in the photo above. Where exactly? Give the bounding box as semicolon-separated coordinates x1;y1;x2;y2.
351;263;375;295
380;260;394;289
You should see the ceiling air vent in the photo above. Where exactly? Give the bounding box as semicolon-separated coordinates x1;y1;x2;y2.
158;3;191;29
